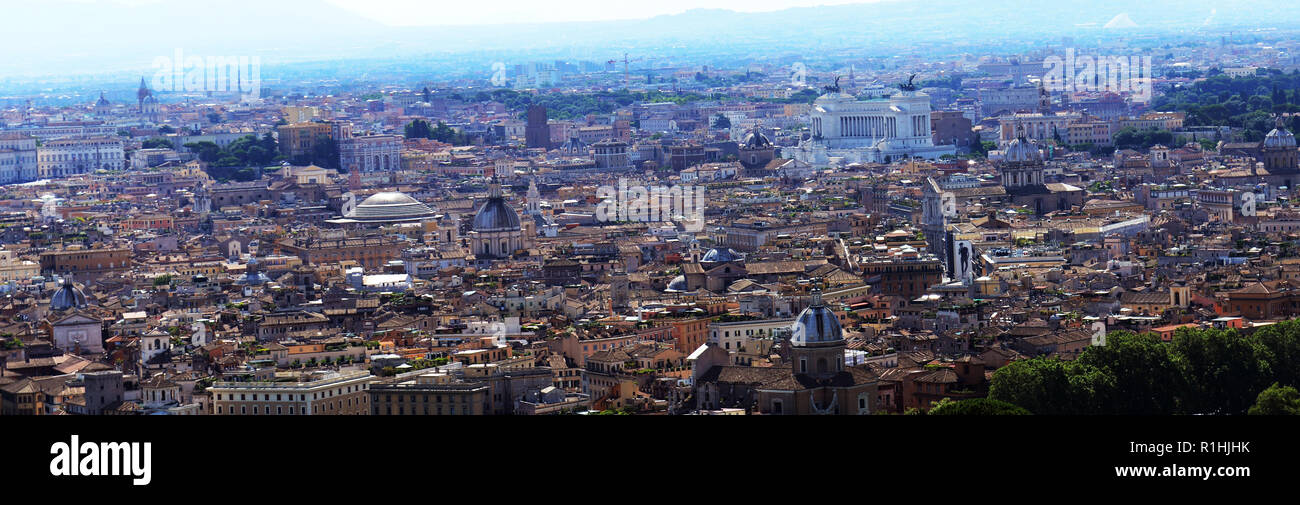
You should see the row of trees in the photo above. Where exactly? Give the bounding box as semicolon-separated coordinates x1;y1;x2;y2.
1112;127;1176;150
989;322;1300;415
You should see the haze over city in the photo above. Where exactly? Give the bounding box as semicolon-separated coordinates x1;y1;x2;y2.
0;2;1298;491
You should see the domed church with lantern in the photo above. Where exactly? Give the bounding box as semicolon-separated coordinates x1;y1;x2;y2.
686;287;878;415
997;122;1084;215
42;278;103;355
1259;116;1300;187
468;179;530;262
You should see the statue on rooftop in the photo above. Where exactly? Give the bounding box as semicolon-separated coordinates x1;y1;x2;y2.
899;74;918;92
822;75;841;94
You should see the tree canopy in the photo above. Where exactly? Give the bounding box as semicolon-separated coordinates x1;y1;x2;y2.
141;137;174;149
1248;383;1300;415
405;119;467;146
1153;69;1300;141
185;133;280;181
989;324;1300;415
927;397;1031;415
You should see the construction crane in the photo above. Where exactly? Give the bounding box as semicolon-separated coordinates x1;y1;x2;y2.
607;52;644;87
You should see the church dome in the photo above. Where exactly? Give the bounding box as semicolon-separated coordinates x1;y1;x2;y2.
472;184;521;232
700;248;743;264
50;279;88;311
1003;137;1042;164
235;257;270;286
558;137;587;156
665;275;688;293
349;191;436;222
741;129;772;149
1265;127;1296;149
789;290;843;346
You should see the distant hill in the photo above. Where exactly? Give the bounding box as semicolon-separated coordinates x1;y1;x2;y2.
1;0;1296;82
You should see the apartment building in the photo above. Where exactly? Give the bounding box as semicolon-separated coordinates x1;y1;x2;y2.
209;370;375;415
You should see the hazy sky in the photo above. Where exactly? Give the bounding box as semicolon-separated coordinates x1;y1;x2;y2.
53;0;880;26
329;0;878;26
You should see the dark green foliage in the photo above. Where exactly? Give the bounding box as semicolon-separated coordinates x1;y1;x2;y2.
141;137;174;149
185;133;280;181
927;398;1031;415
404;119;466;145
1076;331;1185;415
1171;327;1272;415
1112;127;1175;150
919;74;965;90
990;325;1300;415
1248;319;1300;389
989;357;1113;415
405;119;432;139
1248;383;1300;415
1153;70;1300;140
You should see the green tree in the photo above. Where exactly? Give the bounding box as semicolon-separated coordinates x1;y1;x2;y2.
1250;319;1300;388
1172;327;1271;415
184;141;222;163
309;137;339;169
928;397;1032;415
405;119;433;139
141;137;174;149
713;113;731;129
1248;383;1300;415
988;357;1113;415
1076;331;1186;414
429;121;465;145
970;141;996;158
